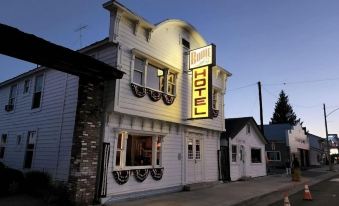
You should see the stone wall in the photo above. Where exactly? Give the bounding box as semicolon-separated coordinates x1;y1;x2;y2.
68;78;104;205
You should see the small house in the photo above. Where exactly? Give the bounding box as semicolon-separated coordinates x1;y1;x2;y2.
220;117;267;181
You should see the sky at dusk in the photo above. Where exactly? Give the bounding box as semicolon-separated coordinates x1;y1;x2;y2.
1;0;339;137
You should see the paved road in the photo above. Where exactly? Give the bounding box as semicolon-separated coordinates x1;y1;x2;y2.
269;174;339;206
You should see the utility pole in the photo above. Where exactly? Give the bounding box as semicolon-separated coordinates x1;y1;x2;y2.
323;103;333;171
258;81;264;135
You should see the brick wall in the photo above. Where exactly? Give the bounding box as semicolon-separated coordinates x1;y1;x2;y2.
68;78;104;205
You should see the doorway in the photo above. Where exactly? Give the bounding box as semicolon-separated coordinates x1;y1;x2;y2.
239;145;246;177
186;135;203;183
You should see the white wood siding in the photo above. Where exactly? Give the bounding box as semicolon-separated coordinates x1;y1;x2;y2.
229;125;266;181
102;113;220;199
110;11;227;132
0;69;78;181
287;123;309;153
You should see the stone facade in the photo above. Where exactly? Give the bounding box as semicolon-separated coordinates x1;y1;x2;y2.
68;78;104;205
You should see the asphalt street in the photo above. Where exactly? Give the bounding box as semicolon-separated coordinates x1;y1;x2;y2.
269;174;339;206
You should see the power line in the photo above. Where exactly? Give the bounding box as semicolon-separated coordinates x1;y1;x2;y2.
228;82;256;92
264;77;339;86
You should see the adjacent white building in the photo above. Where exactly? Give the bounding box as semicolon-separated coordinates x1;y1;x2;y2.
0;68;79;181
220;117;267;181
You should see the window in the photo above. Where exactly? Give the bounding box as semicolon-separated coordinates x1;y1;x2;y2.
23;79;30;94
231;145;237;162
115;132;162;168
0;134;7;159
251;148;262;163
8;84;17;106
188;139;193;159
167;72;176;95
212;89;218;110
246;123;251;134
266;151;281;161
24;131;37;169
271;142;276;150
16;135;22;145
195;139;201;159
133;56;177;95
133;57;145;85
182;38;190;49
146;64;164;91
32;75;43;109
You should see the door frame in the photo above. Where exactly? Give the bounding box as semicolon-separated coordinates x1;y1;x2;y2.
185;133;204;184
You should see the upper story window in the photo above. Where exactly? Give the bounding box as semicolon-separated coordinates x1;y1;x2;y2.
8;84;17;106
182;38;190;49
212;88;218;110
23;79;30;94
146;64;164;91
133;56;177;95
246;123;251;134
32;74;43;109
133;57;145;85
167;72;176;95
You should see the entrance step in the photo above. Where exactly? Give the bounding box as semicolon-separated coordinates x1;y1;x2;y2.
183;181;219;191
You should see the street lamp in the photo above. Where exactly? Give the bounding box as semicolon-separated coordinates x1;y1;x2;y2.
323;103;339;171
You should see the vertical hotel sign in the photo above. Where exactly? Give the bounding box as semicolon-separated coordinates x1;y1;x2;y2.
189;44;216;119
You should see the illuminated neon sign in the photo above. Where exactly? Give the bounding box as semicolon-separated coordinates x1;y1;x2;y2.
192;66;212;119
189;44;216;69
189;44;216;119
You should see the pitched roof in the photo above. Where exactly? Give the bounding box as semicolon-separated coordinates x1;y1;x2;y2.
263;124;292;142
308;133;324;149
223;117;267;144
0;23;124;85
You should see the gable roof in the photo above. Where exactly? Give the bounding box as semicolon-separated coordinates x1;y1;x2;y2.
223;117;267;144
308;133;324;149
0;23;124;85
263;124;292;142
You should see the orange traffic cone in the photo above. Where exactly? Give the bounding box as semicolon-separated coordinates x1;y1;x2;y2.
284;192;291;206
303;184;313;201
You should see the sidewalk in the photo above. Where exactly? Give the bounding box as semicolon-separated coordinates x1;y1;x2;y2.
106;165;339;206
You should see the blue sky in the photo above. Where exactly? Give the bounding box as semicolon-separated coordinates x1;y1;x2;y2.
1;0;339;137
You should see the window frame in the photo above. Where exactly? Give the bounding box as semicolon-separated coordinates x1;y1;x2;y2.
114;131;163;170
246;123;251;134
23;79;31;94
31;74;44;110
131;53;177;96
0;134;8;159
266;151;281;162
23;130;37;169
250;148;262;163
8;84;18;107
231;144;237;163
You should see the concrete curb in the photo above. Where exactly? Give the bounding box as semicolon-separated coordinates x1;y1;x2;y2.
231;170;339;206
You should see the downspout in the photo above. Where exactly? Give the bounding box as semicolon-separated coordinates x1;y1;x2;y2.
55;73;68;179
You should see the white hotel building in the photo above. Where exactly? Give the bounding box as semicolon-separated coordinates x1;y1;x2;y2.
0;1;231;204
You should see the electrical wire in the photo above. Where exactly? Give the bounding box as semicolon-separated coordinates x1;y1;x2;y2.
227;82;256;92
264;77;339;86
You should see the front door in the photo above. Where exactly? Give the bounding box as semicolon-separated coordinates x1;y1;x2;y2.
239;145;246;177
186;135;203;183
